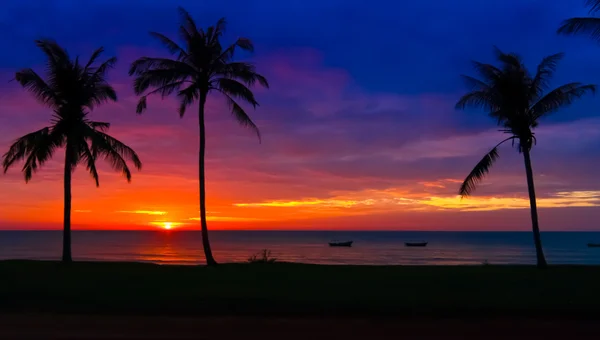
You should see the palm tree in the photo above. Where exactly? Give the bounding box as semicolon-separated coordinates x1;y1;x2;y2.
129;7;268;266
2;40;142;263
558;0;600;40
456;48;595;268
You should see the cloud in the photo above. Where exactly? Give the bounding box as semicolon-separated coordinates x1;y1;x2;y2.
235;199;378;208
188;216;270;222
118;210;168;216
234;188;600;215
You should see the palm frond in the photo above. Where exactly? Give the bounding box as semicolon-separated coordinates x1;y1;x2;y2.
176;8;200;47
208;18;227;46
2;127;62;181
558;18;600;40
213;78;258;107
21;143;54;182
135;96;148;114
87;83;117;108
494;48;523;71
455;90;498;111
530;83;596;120
99;132;142;171
14;69;58;108
233;37;253;52
221;92;261;142
84;47;105;71
93;144;131;181
471;61;502;83
530;53;564;99
217;62;269;88
133;69;190;96
177;7;200;37
143;81;188;101
35;39;70;70
129;57;194;96
178;25;195;48
220;38;254;62
460;75;491;91
459;147;500;197
87;129;142;181
89;57;117;81
149;32;188;58
89;121;110;132
3;127;48;171
129;57;195;76
80;140;100;186
177;84;198;117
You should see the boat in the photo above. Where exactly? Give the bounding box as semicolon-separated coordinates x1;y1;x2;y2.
588;243;600;248
329;241;353;247
405;242;428;247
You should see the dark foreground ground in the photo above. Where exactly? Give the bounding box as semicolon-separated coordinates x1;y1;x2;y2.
2;261;600;338
2;314;600;339
3;261;600;316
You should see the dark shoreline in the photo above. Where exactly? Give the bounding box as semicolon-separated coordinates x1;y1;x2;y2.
3;260;600;317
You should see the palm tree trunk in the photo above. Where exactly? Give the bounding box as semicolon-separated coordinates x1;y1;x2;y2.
522;148;547;268
198;92;217;266
62;145;73;263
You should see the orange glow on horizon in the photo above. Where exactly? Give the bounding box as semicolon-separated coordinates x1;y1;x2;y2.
150;221;183;230
2;173;600;230
1;152;600;231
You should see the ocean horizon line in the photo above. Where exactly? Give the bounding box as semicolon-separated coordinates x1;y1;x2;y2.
0;229;599;233
2;229;600;265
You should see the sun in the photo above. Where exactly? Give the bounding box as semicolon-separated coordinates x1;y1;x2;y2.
150;221;181;230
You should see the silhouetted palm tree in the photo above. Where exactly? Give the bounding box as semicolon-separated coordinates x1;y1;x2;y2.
2;40;142;263
557;0;600;40
129;8;268;266
456;48;595;268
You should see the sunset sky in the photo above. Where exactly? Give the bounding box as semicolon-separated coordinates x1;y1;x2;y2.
1;0;600;231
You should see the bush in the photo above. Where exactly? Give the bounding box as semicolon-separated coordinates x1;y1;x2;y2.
247;249;277;263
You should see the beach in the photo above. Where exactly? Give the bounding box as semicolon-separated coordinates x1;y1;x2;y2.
3;261;600;338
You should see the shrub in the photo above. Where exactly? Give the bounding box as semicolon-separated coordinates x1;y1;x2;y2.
247;249;277;263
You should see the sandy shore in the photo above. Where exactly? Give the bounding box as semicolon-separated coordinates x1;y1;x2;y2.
1;314;598;339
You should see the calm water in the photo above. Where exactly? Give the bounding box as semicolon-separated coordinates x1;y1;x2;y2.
1;231;600;265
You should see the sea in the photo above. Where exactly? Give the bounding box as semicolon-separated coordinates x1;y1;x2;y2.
1;231;600;265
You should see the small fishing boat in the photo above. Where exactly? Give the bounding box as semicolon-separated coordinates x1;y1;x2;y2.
329;241;353;247
405;242;428;247
587;243;600;248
